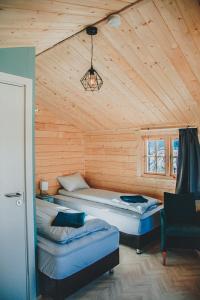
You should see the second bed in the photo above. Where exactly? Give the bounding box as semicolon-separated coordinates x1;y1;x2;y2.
54;187;163;253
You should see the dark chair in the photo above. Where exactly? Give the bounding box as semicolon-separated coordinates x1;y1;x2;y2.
161;192;200;265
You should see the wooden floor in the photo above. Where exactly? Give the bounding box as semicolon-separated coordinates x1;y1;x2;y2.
42;244;200;300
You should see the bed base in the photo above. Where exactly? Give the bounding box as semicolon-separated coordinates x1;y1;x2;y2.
39;248;119;300
120;226;160;253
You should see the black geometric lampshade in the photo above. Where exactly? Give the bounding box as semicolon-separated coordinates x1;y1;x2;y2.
80;26;103;91
80;66;103;91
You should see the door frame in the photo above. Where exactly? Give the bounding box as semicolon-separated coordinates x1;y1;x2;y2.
0;72;36;300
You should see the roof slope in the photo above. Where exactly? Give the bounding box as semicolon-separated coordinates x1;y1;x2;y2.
0;0;136;54
36;0;200;131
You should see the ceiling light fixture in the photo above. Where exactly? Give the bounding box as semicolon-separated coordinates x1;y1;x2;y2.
107;14;121;28
80;26;103;91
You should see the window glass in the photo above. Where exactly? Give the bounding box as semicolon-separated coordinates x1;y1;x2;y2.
148;156;156;173
171;138;179;175
148;140;156;155
146;139;165;174
157;155;165;174
157;140;165;155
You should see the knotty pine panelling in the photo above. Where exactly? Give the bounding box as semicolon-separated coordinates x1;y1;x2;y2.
35;106;85;195
0;0;137;54
84;131;176;200
36;0;200;132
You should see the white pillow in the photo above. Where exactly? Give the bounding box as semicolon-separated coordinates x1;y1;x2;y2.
57;173;89;192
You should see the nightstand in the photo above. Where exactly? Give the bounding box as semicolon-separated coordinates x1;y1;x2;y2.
36;194;54;203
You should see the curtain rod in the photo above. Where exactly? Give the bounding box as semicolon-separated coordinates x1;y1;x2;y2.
140;125;196;132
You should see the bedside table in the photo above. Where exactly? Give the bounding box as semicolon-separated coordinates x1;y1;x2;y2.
36;194;54;203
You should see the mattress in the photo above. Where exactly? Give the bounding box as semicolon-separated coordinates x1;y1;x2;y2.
54;194;163;236
37;226;119;280
36;198;112;244
58;188;160;215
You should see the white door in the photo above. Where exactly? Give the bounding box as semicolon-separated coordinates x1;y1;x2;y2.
0;79;32;299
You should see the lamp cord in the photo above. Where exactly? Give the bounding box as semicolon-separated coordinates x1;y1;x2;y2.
91;35;93;68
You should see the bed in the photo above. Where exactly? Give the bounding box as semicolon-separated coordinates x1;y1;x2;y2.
54;187;163;253
36;199;119;300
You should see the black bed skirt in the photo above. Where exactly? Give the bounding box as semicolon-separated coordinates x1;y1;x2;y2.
120;226;160;250
39;248;119;300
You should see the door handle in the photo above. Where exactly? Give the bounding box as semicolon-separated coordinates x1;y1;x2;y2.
5;192;22;198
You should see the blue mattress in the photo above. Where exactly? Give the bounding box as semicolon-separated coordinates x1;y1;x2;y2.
37;226;119;280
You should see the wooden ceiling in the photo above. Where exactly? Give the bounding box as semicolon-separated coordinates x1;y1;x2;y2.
36;0;200;132
0;0;136;54
1;0;200;132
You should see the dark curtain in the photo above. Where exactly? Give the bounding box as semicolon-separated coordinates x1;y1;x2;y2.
176;128;200;198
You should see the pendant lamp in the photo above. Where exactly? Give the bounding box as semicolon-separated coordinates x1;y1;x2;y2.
80;26;103;91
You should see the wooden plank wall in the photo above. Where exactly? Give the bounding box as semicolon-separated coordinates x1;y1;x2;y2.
84;131;176;200
35;106;85;195
35;107;199;199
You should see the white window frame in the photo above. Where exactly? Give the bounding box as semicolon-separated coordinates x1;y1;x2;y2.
141;135;178;179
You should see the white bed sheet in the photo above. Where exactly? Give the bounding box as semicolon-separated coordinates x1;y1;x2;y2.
58;188;160;215
54;194;163;236
37;226;119;280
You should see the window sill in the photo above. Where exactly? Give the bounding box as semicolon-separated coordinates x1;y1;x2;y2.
141;173;176;180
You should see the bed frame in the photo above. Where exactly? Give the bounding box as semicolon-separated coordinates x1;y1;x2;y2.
120;226;160;254
39;248;119;300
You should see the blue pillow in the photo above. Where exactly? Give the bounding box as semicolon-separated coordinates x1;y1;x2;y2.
52;211;86;228
120;195;148;203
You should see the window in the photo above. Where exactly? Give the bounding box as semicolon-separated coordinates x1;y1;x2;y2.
143;136;179;178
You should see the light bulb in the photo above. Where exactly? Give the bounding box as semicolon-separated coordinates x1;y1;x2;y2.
89;74;96;87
